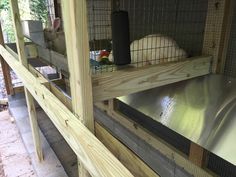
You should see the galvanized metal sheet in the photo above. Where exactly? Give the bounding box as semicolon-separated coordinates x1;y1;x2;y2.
118;74;236;165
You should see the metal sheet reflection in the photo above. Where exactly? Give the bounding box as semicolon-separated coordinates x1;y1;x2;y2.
118;74;236;165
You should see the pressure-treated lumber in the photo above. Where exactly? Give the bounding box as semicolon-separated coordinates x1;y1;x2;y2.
0;45;133;177
9;0;43;161
95;122;159;177
95;100;215;177
93;56;212;102
189;142;208;168
5;45;73;110
62;0;94;131
203;0;231;73
0;23;13;95
61;0;94;175
217;0;234;73
61;0;94;131
13;85;24;94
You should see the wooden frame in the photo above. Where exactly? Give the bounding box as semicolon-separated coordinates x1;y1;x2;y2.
203;0;233;73
9;0;43;161
0;23;13;95
95;100;216;177
0;45;133;177
0;0;232;176
93;56;212;101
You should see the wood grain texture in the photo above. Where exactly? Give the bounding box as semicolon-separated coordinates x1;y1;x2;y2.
9;0;43;161
25;87;44;161
61;1;94;175
93;56;212;102
189;142;208;168
95;101;216;177
0;23;13;95
5;45;73;111
202;0;230;73
216;0;234;73
61;0;94;132
95;122;160;177
0;45;133;177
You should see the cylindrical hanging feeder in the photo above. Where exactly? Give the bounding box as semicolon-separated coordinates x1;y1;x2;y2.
111;10;131;65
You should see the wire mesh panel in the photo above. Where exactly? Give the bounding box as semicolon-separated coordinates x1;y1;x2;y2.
87;0;209;74
224;2;236;78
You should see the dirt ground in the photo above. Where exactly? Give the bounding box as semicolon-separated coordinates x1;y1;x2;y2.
0;110;36;177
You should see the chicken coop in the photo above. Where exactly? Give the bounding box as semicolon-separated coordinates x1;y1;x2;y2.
0;0;236;177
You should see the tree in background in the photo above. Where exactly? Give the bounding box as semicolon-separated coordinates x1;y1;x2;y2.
30;0;48;25
0;0;15;42
0;0;9;11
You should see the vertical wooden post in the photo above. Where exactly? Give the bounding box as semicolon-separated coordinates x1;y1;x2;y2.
9;0;43;161
203;0;232;73
189;142;208;168
61;0;94;176
216;0;234;73
0;23;13;95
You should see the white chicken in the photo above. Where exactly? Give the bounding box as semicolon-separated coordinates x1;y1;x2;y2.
109;34;187;67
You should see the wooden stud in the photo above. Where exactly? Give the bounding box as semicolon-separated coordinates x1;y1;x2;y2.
61;0;94;131
9;0;43;161
95;122;160;177
61;0;95;176
95;102;216;177
189;142;208;168
216;0;234;73
5;45;73;111
0;23;13;95
0;45;133;177
93;56;212;102
13;85;24;94
202;0;231;73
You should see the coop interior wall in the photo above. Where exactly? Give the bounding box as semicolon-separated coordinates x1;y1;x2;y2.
87;0;209;74
224;2;236;78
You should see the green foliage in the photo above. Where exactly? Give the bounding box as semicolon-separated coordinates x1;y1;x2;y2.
30;0;48;24
0;0;9;11
0;0;15;42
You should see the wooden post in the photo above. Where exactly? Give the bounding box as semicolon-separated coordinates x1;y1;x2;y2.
216;0;234;73
61;0;94;176
189;142;208;168
202;0;232;73
9;0;43;161
0;23;13;95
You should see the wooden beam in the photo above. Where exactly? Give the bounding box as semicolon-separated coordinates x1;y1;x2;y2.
202;0;231;73
92;56;212;102
61;0;94;130
189;142;208;168
95;122;160;177
95;101;215;177
0;23;13;95
216;0;235;73
5;45;73;111
61;0;94;176
9;0;43;161
0;45;133;177
13;85;24;94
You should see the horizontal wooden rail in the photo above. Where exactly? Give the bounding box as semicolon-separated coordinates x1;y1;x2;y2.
0;45;133;177
92;56;212;102
5;45;73;110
